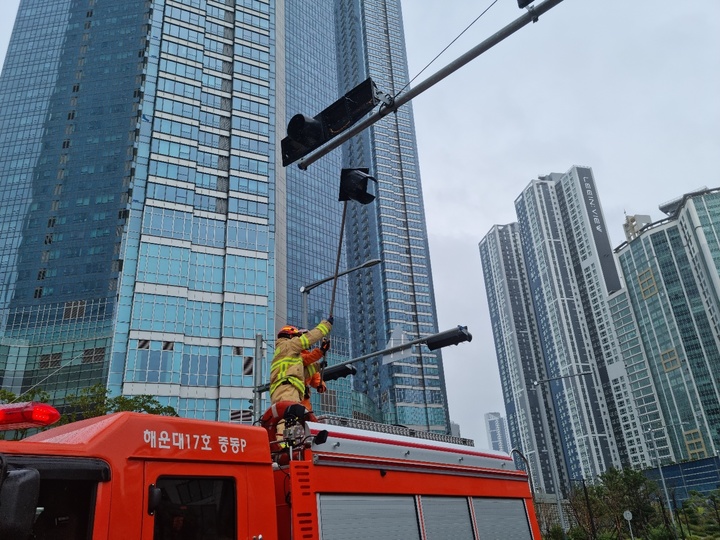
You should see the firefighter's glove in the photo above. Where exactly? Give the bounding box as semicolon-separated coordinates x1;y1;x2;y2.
317;381;327;394
320;338;331;355
326;315;334;325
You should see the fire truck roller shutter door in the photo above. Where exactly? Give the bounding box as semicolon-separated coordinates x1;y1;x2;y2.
317;494;421;540
473;497;534;540
421;496;475;540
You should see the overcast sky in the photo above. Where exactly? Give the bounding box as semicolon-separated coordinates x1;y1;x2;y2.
2;1;719;448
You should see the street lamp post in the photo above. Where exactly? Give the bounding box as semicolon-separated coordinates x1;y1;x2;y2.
510;448;534;495
300;258;381;329
530;370;593;537
645;426;680;538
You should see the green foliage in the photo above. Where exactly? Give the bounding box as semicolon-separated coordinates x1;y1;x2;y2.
109;394;178;416
566;467;667;539
562;470;720;539
60;384;110;424
1;384;178;439
567;526;589;540
544;524;565;540
645;525;675;540
61;383;178;423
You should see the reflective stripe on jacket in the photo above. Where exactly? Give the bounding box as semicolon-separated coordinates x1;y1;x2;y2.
269;320;331;397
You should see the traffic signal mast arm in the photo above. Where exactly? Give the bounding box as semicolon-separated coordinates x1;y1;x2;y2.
298;0;564;170
254;326;471;394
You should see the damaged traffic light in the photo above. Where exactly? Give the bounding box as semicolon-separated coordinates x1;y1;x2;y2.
322;364;357;383
339;168;376;205
425;326;473;351
281;78;380;167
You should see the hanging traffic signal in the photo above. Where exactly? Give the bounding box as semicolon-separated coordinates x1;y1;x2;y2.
339;168;376;205
322;364;357;383
517;0;534;8
425;326;473;351
281;78;380;167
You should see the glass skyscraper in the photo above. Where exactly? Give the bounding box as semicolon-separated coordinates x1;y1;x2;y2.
0;0;448;432
335;0;450;432
1;0;277;420
282;2;355;419
615;188;720;462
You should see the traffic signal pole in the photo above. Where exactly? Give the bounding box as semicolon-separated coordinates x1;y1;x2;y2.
298;0;565;170
254;326;471;394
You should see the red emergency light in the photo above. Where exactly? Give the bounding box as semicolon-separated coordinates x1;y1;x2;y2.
0;402;61;430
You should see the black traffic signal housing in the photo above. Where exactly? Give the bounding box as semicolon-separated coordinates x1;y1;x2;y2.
322;364;357;383
339;168;377;205
281;78;380;167
517;0;534;8
426;326;473;351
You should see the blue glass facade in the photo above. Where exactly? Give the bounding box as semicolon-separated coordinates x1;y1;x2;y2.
0;0;276;420
0;0;152;400
331;0;449;432
1;0;449;431
283;2;354;418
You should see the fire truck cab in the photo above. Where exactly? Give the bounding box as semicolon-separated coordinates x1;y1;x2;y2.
0;404;541;539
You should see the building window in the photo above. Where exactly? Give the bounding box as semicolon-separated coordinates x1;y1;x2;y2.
660;349;680;372
40;353;62;369
242;356;253;376
637;268;658;299
83;347;105;364
684;429;707;460
230;410;253;423
320;389;338;413
64;300;86;319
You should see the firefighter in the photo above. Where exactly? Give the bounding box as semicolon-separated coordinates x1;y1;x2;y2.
301;337;331;412
269;317;332;406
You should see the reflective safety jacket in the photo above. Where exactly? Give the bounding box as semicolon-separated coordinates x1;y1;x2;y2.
269;320;331;399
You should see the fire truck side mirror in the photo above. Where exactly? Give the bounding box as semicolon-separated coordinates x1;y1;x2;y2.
313;430;329;446
0;466;40;539
147;483;162;515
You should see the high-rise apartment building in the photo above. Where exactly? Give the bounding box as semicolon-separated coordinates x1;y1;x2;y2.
614;188;720;463
0;0;448;431
481;166;639;492
479;223;560;493
484;412;511;453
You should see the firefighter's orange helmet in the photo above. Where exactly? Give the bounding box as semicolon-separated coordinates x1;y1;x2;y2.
278;325;302;339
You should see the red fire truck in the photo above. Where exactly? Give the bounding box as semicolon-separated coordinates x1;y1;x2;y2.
0;401;540;539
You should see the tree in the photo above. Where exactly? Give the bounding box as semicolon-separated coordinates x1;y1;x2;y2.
566;468;664;539
61;383;178;424
595;467;659;538
109;394;178;416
